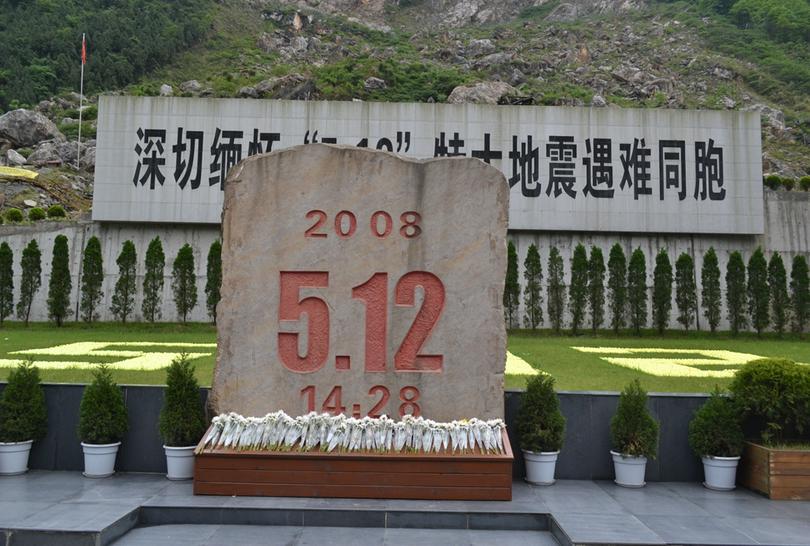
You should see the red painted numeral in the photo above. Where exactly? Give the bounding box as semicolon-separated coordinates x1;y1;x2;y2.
371;211;393;238
334;210;357;239
394;272;445;372
304;210;328;238
300;385;316;412
368;385;390;418
399;211;422;238
351;273;388;372
322;386;346;415
278;272;329;373
398;386;421;417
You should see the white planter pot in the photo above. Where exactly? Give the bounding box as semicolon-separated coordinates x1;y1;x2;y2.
523;450;559;485
0;440;33;475
164;445;196;480
81;442;120;478
611;450;647;488
702;455;740;491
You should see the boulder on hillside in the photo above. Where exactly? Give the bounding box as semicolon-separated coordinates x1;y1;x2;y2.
364;77;387;91
159;84;174;97
0;109;64;147
6;149;26;166
447;81;518;105
255;73;316;100
27;139;87;167
179;80;203;95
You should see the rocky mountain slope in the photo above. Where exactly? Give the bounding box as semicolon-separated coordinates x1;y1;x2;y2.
1;0;809;219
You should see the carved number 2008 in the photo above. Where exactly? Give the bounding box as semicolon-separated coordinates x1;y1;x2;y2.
278;271;445;374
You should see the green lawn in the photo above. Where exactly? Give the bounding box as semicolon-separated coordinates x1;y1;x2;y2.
0;323;808;393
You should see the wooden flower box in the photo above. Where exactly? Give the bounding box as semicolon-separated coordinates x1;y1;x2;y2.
193;429;513;501
739;441;810;500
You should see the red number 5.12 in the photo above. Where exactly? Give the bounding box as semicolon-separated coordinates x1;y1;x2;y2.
278;271;445;374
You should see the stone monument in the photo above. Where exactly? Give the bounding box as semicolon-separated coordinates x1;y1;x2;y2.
210;144;508;422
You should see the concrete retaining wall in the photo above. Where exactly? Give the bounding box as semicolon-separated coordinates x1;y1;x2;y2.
0;383;708;482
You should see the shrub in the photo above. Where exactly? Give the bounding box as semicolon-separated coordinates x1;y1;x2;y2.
142;237;165;323
0;361;47;443
763;174;781;190
608;244;627;333
46;235;71;326
80;236;104;323
110;240;137;323
28;207;45;221
77;364;128;444
792;255;810;333
688;387;744;458
587;246;606;333
726;251;747;335
569;243;588;334
747;247;769;335
780;177;796;191
610;379;659;459
768;252;789;335
504;241;520;329
4;208;24;223
516;374;566;453
627;248;648;335
16;240;41;326
652;249;673;334
46;205;66;219
159;354;207;447
172;243;198;322
0;242;13;324
800;176;810;192
547;246;566;333
729;358;810;445
522;243;543;329
675;253;697;331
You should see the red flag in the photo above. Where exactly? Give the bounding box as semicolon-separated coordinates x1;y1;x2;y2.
81;35;86;65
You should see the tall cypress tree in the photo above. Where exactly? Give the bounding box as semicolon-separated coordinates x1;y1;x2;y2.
142;237;165;323
588;246;606;333
47;235;71;326
172;244;198;323
547;246;566;334
652;249;673;334
504;241;520;329
768;252;789;336
17;240;41;326
627;247;648;335
791;255;810;333
569;244;588;335
111;240;137;323
205;240;223;325
80;236;104;323
522;244;543;329
675;253;697;331
747;247;769;336
726;251;747;336
0;242;13;324
607;243;627;334
701;247;722;333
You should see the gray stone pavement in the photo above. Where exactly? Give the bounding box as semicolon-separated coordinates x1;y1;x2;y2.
1;471;809;545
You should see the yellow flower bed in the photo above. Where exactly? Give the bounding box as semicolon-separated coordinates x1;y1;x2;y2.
8;342;214;370
505;352;541;376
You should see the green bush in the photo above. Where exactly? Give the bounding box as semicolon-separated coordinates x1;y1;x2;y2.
688;387;744;458
159;354;207;447
4;208;24;223
77;364;129;444
27;207;45;221
610;379;659;458
516;375;566;453
781;177;796;191
0;361;47;443
46;205;66;219
800;176;810;192
763;175;781;190
729;358;810;445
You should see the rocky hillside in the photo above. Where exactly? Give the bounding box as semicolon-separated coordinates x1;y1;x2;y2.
1;0;809;220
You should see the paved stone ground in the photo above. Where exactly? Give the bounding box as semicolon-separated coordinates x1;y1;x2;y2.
1;472;809;545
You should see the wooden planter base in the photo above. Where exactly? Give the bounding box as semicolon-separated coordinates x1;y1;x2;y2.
739;441;810;500
193;430;513;501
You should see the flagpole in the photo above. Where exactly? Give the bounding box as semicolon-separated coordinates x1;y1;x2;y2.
76;33;85;171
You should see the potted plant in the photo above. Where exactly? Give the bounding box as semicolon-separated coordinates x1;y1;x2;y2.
610;379;659;488
688;387;744;491
77;363;128;478
516;374;566;485
159;354;207;480
0;361;47;475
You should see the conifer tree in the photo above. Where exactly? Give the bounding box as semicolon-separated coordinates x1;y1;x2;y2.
172;244;197;323
0;242;13;324
17;240;41;326
701;247;722;333
768;252;789;336
547;246;566;334
627;248;648;335
747;247;769;336
503;241;521;329
652;249;672;334
142;237;165;323
46;235;71;326
205;240;223;325
675;253;697;331
522;244;542;329
726;251;747;335
569;244;588;334
80;236;104;323
607;243;627;333
110;240;137;323
791;255;810;333
587;246;605;333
